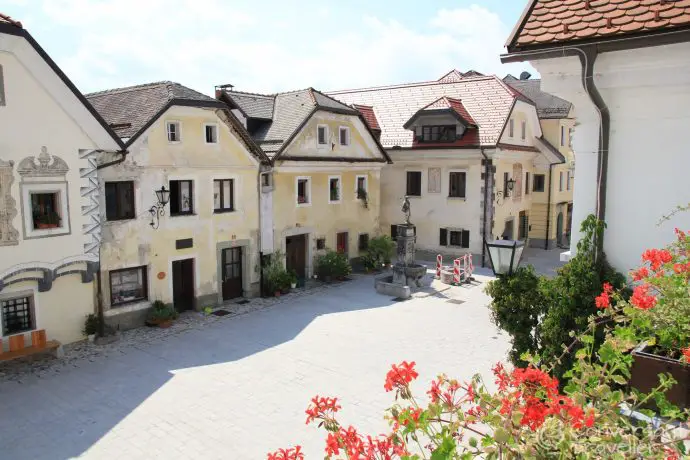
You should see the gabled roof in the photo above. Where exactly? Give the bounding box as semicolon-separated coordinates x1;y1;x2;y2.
403;96;477;129
86;81;217;139
87;81;268;162
220;87;372;158
437;69;485;83
0;11;123;150
507;0;690;51
353;104;381;132
328;75;521;148
503;77;572;119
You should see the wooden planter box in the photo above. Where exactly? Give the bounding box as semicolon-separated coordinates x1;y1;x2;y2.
630;343;690;409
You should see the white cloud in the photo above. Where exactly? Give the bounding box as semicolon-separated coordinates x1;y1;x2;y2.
36;1;533;94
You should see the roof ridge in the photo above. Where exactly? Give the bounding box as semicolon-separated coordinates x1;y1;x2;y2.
0;12;23;28
329;75;496;95
306;87;317;105
85;81;174;97
225;89;276;99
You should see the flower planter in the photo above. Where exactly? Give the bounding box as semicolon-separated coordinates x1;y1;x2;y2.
145;318;173;328
37;223;59;229
630;343;690;410
274;291;281;297
290;283;297;289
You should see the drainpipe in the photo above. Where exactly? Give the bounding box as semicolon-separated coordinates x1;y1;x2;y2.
257;166;265;297
480;147;490;267
94;150;128;337
545;164;554;250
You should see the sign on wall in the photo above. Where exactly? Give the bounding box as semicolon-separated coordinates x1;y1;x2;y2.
428;167;441;193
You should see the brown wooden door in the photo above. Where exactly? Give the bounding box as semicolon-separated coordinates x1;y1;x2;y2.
172;258;195;311
336;232;348;255
222;247;243;300
286;234;307;279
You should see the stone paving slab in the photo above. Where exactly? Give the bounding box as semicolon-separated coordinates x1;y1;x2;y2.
0;270;509;459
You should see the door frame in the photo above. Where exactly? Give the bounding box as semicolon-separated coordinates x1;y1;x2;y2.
216;239;252;304
169;256;198;311
281;227;314;278
221;246;244;301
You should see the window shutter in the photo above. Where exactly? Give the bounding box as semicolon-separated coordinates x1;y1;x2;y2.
461;230;470;248
105;183;117;220
439;228;448;246
459;172;466;198
390;225;397;240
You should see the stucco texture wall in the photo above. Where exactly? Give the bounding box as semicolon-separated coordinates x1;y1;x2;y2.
380;155;484;258
272;168;381;273
99;107;261;324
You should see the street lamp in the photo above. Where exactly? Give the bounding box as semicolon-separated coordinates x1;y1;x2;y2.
484;239;525;276
149;186;171;229
495;178;516;204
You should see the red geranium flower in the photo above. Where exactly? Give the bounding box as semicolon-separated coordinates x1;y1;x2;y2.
384;361;418;392
682;347;690;362
675;227;687;242
642;248;673;271
267;446;304;460
305;396;341;425
595;291;610;309
631;266;650;281
631;284;657;310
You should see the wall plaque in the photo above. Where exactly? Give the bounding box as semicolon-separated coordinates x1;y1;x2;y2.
428;167;441;193
176;238;193;250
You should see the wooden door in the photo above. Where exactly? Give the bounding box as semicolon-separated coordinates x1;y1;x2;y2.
286;234;307;279
222;247;243;300
172;258;195;311
336;232;349;255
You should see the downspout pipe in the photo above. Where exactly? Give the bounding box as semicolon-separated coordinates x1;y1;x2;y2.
545;164;554;250
94;149;128;337
480;147;490;267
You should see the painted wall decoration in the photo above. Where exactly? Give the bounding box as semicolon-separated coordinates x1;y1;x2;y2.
18;146;69;177
0;159;19;246
513;163;523;201
428;167;441;193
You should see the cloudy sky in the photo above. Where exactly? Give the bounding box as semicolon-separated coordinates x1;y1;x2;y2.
4;0;535;95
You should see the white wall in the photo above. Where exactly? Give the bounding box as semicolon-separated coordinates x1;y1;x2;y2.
533;42;690;273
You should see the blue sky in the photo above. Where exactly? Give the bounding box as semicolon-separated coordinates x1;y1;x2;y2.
4;0;535;95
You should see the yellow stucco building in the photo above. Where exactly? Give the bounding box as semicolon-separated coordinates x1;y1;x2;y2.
505;75;575;249
87;82;269;329
219;88;390;280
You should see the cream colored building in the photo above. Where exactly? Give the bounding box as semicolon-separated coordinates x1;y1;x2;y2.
0;16;123;345
331;70;566;265
505;75;575;249
87;82;269;329
218;88;390;280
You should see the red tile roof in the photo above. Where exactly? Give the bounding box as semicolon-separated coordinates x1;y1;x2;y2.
509;0;690;49
417;96;478;126
0;12;22;28
353;104;381;132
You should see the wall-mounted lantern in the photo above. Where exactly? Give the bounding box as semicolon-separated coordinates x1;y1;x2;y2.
495;178;516;205
149;186;170;229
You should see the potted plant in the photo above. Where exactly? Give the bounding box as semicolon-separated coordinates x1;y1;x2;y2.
315;250;352;282
280;271;292;295
145;300;178;328
288;269;298;289
83;313;100;342
34;211;61;229
357;187;369;209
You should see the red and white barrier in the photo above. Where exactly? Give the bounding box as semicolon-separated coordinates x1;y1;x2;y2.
436;254;442;279
453;258;461;284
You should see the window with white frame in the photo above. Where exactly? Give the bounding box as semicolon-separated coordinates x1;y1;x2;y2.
567;171;572;190
30;192;63;229
559;171;564;191
568;128;574;148
169;180;194;215
297;177;311;205
509;119;514;137
355;175;368;199
448;171;466;198
213;179;234;212
167;121;181;142
329;176;341;203
21;182;70;239
110;266;148;306
204;123;218;144
339;127;350;146
1;295;35;336
317;125;328;145
521;120;526;140
439;228;470;248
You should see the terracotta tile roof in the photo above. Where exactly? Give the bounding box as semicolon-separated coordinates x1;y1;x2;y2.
509;0;690;49
328;75;517;148
352;104;381;132
0;12;22;28
437;69;485;83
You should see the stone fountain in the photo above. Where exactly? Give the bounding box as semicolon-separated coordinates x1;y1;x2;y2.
375;196;427;299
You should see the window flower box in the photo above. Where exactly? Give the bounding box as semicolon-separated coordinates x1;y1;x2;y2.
630;343;690;410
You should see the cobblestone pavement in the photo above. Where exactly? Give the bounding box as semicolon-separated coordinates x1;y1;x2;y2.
0;270;509;459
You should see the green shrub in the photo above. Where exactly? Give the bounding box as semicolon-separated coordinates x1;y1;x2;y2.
367;235;395;265
316;250;352;280
82;313;101;336
147;300;178;323
263;251;291;292
486;215;626;383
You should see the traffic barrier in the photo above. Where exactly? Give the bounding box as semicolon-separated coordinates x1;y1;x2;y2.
436;254;442;279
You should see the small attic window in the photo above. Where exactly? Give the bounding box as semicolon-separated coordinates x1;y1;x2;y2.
167;121;181;142
421;125;456;143
317;125;328;145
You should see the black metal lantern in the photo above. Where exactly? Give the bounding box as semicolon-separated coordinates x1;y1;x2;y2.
149;186;170;229
484;238;525;276
495;178;516;204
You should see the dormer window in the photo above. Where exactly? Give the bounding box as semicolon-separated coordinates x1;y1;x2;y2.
317;125;328;145
339;127;350;146
421;125;456;143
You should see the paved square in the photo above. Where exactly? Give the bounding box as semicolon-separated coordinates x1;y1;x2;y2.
0;272;509;459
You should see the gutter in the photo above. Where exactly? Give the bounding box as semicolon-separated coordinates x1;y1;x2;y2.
501;45;609;261
480;147;490;267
